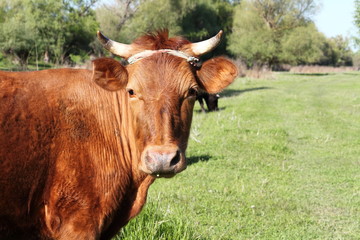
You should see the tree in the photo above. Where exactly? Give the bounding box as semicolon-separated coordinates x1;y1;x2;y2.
123;0;181;38
354;0;360;47
0;0;99;67
95;0;237;57
0;0;37;67
95;0;179;44
280;23;324;65
180;0;237;57
252;0;317;31
228;0;319;67
329;36;353;66
95;0;147;43
228;1;277;66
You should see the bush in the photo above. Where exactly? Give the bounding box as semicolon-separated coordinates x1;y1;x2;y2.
69;51;90;66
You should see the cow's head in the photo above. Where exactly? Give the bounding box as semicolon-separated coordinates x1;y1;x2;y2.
92;30;237;178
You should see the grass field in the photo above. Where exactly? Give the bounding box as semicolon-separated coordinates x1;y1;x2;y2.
116;72;360;240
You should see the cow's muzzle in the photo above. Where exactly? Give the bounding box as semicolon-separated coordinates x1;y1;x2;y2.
140;145;187;178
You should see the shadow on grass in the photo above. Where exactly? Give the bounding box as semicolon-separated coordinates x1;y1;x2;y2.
343;72;360;76
221;86;272;98
193;87;271;112
187;154;212;166
193;107;226;113
292;73;332;76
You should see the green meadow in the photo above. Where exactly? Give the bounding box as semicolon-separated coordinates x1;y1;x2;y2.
117;72;360;240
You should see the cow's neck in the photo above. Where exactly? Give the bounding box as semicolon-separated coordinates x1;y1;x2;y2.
111;90;144;182
97;90;155;229
50;81;154;236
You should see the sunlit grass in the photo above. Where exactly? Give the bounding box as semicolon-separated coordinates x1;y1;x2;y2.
116;72;360;239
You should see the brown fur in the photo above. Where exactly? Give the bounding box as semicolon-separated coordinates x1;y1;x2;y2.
0;31;237;240
132;30;192;52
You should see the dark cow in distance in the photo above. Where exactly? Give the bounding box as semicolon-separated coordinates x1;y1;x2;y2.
0;30;237;240
197;92;220;112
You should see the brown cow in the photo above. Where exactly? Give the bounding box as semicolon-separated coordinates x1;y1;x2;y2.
0;30;237;240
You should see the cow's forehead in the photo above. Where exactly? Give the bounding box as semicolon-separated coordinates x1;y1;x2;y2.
127;54;197;95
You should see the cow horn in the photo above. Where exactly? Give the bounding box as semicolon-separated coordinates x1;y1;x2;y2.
97;31;133;58
189;30;223;56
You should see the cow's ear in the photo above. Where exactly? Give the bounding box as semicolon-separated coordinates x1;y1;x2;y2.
196;57;238;93
92;58;128;91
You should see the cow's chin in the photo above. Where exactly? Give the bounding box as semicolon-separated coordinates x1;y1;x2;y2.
152;172;177;178
139;159;187;178
138;145;187;178
141;165;187;178
152;163;187;178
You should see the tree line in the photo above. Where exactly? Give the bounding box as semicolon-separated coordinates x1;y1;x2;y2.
0;0;358;70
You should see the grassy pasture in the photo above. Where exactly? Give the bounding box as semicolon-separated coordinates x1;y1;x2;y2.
116;72;360;240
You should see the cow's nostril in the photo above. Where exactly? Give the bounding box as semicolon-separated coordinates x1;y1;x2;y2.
170;150;181;167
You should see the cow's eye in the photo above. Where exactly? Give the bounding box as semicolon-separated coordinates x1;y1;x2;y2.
188;88;197;98
128;89;136;98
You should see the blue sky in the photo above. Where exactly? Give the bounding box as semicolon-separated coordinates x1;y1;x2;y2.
314;0;357;38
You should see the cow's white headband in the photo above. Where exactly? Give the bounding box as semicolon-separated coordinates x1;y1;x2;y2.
126;49;199;65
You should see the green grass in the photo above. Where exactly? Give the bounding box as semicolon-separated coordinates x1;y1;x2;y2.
116;72;360;240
